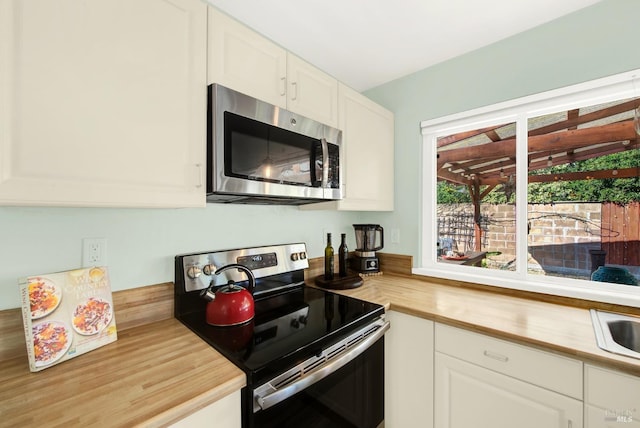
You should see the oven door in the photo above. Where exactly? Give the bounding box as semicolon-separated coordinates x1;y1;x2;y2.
247;319;388;428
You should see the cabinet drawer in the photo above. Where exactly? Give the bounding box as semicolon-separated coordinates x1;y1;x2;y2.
435;323;583;399
435;353;583;428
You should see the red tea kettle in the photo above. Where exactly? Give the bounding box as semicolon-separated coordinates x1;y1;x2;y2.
200;264;255;326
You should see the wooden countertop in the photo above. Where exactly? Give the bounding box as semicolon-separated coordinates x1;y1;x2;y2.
321;273;640;376
3;264;640;427
0;285;245;427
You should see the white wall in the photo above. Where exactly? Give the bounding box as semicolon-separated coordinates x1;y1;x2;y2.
0;205;361;309
362;0;640;266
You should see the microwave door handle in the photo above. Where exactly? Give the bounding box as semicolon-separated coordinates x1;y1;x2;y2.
320;138;329;188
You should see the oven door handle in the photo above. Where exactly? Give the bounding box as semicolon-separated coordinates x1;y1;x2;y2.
255;319;390;411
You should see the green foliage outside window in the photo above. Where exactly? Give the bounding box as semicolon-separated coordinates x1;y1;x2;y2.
437;150;640;204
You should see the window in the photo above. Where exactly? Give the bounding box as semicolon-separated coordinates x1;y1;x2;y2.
419;70;640;307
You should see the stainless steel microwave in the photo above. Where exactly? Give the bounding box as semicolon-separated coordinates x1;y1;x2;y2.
207;84;343;205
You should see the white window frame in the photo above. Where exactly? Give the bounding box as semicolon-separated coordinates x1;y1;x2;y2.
418;69;640;308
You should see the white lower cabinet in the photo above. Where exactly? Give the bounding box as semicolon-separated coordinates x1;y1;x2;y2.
434;323;583;428
170;390;241;428
435;353;583;428
384;311;434;428
585;364;640;428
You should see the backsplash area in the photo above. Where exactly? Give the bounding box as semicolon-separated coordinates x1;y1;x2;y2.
0;205;368;310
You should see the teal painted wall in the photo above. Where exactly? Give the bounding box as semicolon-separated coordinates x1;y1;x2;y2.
362;0;640;266
0;205;362;309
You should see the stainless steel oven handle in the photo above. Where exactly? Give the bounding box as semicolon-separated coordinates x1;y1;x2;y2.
255;319;389;411
320;137;329;188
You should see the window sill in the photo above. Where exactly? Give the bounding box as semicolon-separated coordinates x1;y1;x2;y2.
412;266;640;309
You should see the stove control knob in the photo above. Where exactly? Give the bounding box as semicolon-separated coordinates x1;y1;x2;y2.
298;315;308;325
186;265;202;279
299;252;307;260
291;318;300;328
202;264;216;275
290;253;299;261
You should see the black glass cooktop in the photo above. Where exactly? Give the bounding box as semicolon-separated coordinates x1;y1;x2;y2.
177;286;384;384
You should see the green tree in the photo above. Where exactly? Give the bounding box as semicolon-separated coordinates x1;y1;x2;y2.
437;181;471;203
527;150;640;203
438;150;640;204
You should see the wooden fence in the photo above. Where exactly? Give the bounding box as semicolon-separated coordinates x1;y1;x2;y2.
601;202;640;266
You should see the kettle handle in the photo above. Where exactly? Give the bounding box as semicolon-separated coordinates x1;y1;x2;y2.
214;263;256;294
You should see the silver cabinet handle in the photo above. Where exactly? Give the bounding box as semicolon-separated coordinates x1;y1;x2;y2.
195;163;203;188
255;320;390;411
280;77;286;96
291;81;298;100
483;350;509;362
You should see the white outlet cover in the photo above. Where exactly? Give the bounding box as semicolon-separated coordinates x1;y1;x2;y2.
82;238;107;267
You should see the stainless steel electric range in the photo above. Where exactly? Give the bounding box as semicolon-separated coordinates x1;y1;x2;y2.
175;243;389;428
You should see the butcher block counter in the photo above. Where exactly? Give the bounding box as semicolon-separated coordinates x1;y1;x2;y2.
3;258;640;427
0;283;245;427
307;253;640;377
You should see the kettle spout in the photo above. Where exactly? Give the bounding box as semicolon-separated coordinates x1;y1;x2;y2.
200;287;217;302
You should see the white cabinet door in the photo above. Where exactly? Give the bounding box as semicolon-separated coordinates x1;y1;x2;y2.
208;7;287;108
286;54;338;127
339;84;394;211
169;390;241;428
0;0;206;207
435;353;583;428
585;364;640;428
385;311;433;428
208;9;337;126
302;83;394;211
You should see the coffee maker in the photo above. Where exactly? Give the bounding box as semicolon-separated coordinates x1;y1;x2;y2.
351;224;384;273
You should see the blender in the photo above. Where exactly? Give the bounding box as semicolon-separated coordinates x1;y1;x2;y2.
351;224;384;273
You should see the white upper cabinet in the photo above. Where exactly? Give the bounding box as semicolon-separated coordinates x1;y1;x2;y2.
0;0;207;207
302;83;395;211
285;54;338;127
338;83;394;211
207;8;338;127
208;7;287;109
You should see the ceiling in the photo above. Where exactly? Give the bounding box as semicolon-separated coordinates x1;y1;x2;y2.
206;0;602;92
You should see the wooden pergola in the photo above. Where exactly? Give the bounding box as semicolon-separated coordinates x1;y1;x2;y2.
436;97;640;251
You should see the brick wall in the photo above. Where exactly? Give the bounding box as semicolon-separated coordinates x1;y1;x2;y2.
527;203;602;277
437;203;605;278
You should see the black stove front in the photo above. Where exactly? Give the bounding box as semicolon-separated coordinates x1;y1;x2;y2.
175;243;387;428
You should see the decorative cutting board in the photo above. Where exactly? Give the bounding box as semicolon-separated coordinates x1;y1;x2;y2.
314;274;364;290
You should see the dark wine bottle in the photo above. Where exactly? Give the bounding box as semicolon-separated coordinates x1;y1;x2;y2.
324;233;334;281
338;233;348;277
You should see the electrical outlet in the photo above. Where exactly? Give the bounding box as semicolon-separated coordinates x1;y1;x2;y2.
82;238;107;267
391;228;400;244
